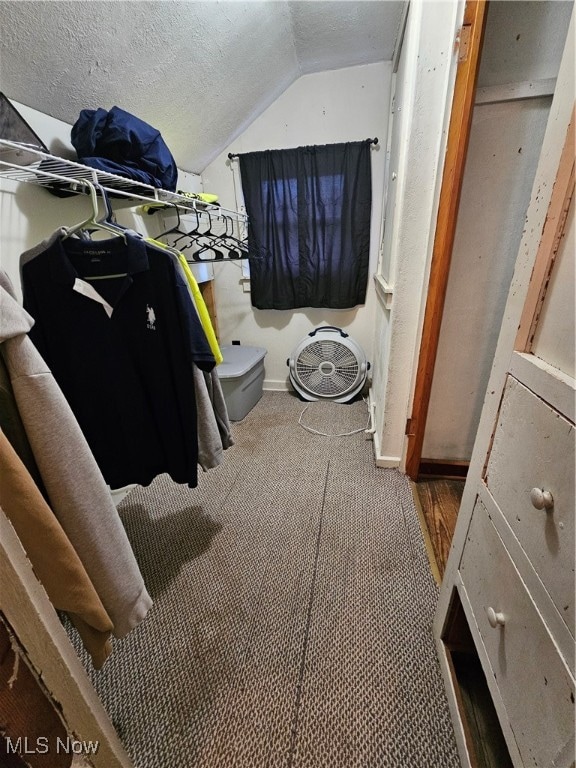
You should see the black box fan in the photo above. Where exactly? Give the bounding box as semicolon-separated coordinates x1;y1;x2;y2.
287;326;369;403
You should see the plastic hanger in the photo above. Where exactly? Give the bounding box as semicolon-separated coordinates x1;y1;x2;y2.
156;205;188;242
61;182;130;279
172;207;202;248
211;215;247;259
182;212;225;261
155;206;250;262
63;183;127;242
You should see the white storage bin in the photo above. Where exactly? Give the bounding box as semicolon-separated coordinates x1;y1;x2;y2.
218;345;267;421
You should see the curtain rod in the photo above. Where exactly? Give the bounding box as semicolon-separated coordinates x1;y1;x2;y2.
228;137;378;160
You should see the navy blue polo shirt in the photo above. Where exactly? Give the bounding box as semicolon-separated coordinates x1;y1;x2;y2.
21;233;215;489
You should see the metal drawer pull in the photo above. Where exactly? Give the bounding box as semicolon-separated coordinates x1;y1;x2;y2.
487;607;506;628
530;487;554;511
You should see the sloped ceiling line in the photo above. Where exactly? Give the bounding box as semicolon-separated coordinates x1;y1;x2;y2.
0;1;405;172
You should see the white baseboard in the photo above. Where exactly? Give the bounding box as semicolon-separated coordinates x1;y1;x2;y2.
263;379;291;392
374;454;402;468
367;389;401;468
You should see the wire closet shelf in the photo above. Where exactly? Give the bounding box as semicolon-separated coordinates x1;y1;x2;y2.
0;139;248;223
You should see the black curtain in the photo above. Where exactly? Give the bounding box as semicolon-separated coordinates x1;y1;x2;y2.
239;141;372;310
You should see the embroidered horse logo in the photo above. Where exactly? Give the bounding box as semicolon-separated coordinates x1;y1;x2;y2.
146;304;156;330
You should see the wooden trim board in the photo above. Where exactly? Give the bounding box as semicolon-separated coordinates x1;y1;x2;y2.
405;0;488;480
515;108;575;351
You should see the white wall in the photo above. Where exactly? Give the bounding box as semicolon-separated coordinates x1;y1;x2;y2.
422;95;551;460
0;104;94;295
369;0;463;467
201;62;391;390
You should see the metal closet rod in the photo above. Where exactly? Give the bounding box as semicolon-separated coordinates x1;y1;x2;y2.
0;161;251;263
227;137;379;160
0;139;247;222
0;159;100;200
0;161;184;226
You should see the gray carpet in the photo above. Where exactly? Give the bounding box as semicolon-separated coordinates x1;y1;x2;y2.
71;392;460;768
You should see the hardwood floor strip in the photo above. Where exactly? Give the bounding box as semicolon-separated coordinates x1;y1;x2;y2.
414;480;463;579
411;481;442;585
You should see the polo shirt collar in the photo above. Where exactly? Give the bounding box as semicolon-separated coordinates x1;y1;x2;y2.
49;233;149;285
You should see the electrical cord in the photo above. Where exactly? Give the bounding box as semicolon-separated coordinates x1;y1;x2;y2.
297;398;371;437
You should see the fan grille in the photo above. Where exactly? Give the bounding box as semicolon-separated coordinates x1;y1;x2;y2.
295;340;360;397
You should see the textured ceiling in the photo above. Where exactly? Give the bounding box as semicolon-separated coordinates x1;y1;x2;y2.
0;1;405;173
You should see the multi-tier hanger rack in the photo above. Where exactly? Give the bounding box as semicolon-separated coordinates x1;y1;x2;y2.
0;139;247;224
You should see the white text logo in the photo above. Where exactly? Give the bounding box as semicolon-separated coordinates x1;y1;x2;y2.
4;736;100;755
146;304;157;330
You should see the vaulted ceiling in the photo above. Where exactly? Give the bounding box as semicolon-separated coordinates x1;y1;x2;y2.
0;1;405;173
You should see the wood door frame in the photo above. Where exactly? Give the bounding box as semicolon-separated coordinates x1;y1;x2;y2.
405;0;489;480
0;510;134;768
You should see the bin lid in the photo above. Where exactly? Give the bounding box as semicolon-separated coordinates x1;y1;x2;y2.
218;345;267;379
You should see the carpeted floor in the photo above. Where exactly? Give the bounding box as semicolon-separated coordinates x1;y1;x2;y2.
70;392;460;768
